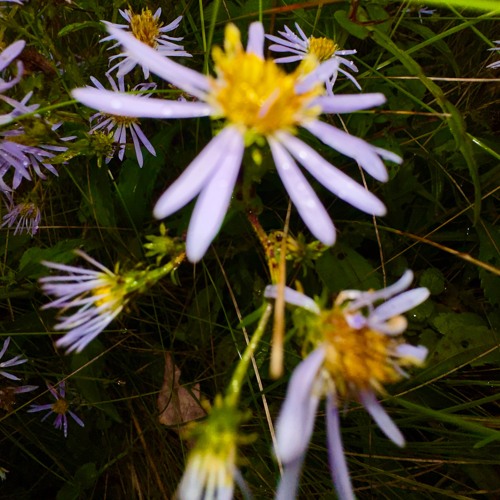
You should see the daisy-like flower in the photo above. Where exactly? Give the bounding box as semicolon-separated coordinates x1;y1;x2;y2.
177;396;250;500
266;23;361;95
0;40;24;96
73;22;401;262
265;271;430;500
39;250;133;353
0;337;28;381
2;192;41;236
101;8;190;78
87;75;156;167
27;381;84;437
486;41;500;69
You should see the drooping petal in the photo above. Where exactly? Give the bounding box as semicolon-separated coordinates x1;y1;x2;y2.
104;24;210;98
276;457;304;500
278;132;386;216
185;128;245;262
72;88;212;119
264;285;320;315
359;390;405;447
395;344;428;364
304;120;393;182
275;346;325;463
269;137;335;245
312;93;386;114
326;395;355;500
154;126;241;221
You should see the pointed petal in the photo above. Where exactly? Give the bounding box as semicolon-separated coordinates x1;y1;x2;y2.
326;395;355;500
278;132;386;216
264;285;320;315
275;347;325;463
104;24;210;98
359;391;405;447
371;288;430;324
153;127;239;219
304;120;392;182
72;88;212;119
312;93;386;114
185;128;245;262
269;137;335;245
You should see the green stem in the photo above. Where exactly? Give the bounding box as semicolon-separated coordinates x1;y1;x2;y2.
225;303;273;407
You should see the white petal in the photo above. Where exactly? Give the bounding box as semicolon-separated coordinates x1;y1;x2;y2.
275;347;325;463
153;127;240;220
264;285;320;315
371;288;430;324
326;395;355;500
278;132;386;216
104;24;209;98
359;391;405;447
185;128;245;262
313;93;386;114
269;137;335;245
304;120;390;182
246;22;265;59
72;88;212;119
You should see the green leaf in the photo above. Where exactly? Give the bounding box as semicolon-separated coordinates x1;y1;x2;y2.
58;21;103;38
334;10;370;40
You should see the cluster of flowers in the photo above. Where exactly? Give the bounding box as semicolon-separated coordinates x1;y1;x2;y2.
2;4;497;498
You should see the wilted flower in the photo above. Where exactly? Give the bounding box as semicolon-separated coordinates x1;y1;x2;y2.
0;336;28;381
87;75;156;167
177;396;250;500
73;22;400;262
27;381;84;437
266;23;360;95
406;6;436;23
486;41;500;69
101;8;190;78
265;271;430;499
0;384;38;412
2;192;41;236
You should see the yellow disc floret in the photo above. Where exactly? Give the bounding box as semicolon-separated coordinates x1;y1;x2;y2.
130;8;162;48
318;309;402;396
308;36;339;62
208;24;322;138
52;398;69;415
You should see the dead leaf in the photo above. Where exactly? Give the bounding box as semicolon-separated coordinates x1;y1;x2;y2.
157;352;206;427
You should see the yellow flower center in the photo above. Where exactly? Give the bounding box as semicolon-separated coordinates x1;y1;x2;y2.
107;114;139;127
308;36;339;62
318;309;401;396
52;398;69;415
19;203;37;217
208;24;322;139
129;8;162;48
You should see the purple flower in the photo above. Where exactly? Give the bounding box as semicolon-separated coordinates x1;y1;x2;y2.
87;75;156;167
487;41;500;69
266;23;360;95
39;250;129;353
0;40;24;100
101;8;190;78
73;22;401;262
2;192;41;236
0;336;28;380
265;271;430;499
27;381;84;437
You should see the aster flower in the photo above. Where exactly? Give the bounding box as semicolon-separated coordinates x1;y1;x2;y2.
87;75;156;167
266;23;360;95
177;396;251;500
0;384;38;412
2;192;41;236
0;336;28;381
486;41;500;69
265;271;430;499
73;22;401;262
27;381;84;437
101;8;190;78
0;99;74;192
